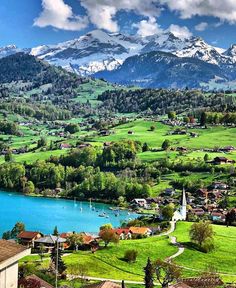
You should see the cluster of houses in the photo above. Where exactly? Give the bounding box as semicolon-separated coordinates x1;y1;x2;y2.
16;226;157;252
131;181;233;223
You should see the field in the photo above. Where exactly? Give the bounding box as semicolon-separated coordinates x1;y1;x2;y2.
21;222;236;284
171;222;236;282
94;120;236;150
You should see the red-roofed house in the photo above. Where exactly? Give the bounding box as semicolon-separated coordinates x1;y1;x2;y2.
129;227;152;237
112;228;131;240
17;231;43;248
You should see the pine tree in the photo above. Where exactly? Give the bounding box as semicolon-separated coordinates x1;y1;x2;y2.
50;245;66;274
144;257;154;288
53;226;59;236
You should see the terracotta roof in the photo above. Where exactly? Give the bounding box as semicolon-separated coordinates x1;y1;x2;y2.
0;240;28;263
84;281;121;288
17;231;41;240
129;227;150;234
112;228;130;235
26;274;54;288
170;283;192;288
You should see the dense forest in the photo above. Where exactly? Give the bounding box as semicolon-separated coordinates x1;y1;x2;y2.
98;89;236;115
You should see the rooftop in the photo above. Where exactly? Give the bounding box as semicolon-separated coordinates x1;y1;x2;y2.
0;239;30;264
85;281;121;288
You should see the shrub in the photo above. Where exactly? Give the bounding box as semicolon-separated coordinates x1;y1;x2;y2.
201;240;215;253
124;249;138;263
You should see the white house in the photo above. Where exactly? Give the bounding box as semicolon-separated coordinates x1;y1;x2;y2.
0;240;30;288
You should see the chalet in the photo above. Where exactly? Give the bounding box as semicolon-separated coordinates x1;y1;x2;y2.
77;143;92;149
211;157;235;165
211;212;226;222
100;130;111;136
80;232;99;249
189;132;198;138
24;274;54;288
129;227;152;237
131;199;147;208
60;143;71;150
34;235;66;251
220;146;236;152
195;188;208;198
112;228;131;240
211;182;228;190
176;147;188;152
190;208;205;216
17;231;43;248
0;240;30;288
128;130;134;135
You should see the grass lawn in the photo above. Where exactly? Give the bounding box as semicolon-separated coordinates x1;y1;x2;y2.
171;222;236;281
22;236;177;282
93;120;236;150
64;236;177;281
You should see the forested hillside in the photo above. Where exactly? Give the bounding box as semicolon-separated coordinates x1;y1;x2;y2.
98;89;236;114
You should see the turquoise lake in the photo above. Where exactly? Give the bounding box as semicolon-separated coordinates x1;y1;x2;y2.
0;190;138;235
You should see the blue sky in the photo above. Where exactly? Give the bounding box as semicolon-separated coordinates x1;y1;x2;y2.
0;0;236;48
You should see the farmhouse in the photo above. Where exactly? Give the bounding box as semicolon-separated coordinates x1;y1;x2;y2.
34;235;66;251
131;198;147;208
60;143;71;150
0;240;30;288
211;157;235;165
129;227;152;237
17;231;43;248
112;228;131;240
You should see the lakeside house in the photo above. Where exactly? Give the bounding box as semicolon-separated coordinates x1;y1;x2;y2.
0;240;31;288
17;231;43;248
34;235;66;251
129;227;152;237
131;199;148;209
112;228;131;240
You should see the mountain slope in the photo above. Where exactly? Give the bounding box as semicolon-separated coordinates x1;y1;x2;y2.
95;51;226;88
29;30;230;77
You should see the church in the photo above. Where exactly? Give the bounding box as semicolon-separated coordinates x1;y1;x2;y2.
172;188;187;221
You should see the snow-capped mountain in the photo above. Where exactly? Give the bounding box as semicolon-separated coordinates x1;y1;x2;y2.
0;45;22;58
28;29;234;76
1;29;236;88
30;30;145;76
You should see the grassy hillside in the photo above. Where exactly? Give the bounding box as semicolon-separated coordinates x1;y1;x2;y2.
171;222;236;282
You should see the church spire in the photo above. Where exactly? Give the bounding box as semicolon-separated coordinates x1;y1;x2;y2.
180;187;187;220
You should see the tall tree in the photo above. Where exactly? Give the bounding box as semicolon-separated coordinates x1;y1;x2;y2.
154;259;181;288
50;245;66;275
144;257;154;288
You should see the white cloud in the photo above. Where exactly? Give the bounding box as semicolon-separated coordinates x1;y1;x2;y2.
168;24;192;39
133;17;163;37
195;22;208;31
34;0;88;31
80;0;161;32
160;0;236;23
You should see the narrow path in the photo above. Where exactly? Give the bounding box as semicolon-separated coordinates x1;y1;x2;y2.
166;236;185;262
